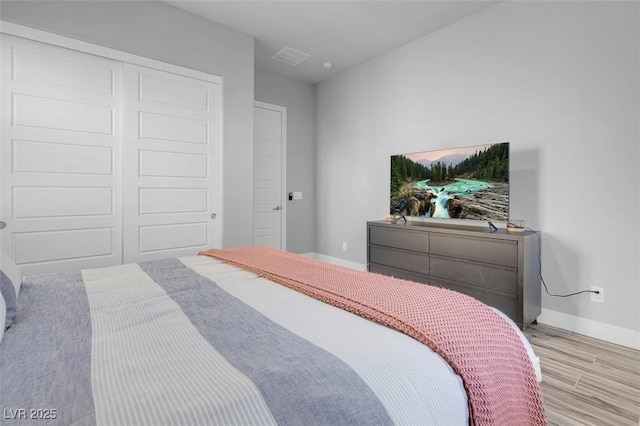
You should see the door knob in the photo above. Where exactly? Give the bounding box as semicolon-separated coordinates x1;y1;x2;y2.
210;213;217;219
0;221;5;230
273;206;281;211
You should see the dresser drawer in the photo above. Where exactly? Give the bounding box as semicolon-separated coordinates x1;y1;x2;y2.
430;277;518;322
368;245;429;275
368;263;430;284
430;233;517;267
430;255;517;295
368;226;429;253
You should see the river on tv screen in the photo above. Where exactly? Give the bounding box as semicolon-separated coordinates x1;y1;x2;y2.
390;143;509;222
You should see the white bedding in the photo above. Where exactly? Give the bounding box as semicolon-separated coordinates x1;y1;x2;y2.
182;255;470;425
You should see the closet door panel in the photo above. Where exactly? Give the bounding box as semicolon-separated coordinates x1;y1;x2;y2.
139;188;207;215
12;187;113;218
13;228;114;265
139;150;208;178
12;48;114;94
138;72;208;110
139;112;208;144
13;94;114;134
1;35;122;275
123;64;221;263
138;222;208;253
12;140;113;175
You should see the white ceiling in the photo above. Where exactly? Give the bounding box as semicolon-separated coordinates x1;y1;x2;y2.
164;1;499;84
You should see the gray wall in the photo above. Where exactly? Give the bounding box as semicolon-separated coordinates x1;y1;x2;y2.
0;0;255;248
254;67;315;254
315;2;639;333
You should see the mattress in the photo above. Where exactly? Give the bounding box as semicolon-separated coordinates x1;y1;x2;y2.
0;252;542;425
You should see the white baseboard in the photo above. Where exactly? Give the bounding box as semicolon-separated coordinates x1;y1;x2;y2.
301;252;367;271
537;308;640;350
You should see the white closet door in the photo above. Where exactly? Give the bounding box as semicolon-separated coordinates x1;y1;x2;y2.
0;35;122;275
123;64;221;263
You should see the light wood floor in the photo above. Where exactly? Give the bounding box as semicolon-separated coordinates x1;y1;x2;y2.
524;323;640;426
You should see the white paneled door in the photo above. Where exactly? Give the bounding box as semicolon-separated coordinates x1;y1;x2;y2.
123;64;221;263
1;35;122;275
253;102;286;249
1;34;222;274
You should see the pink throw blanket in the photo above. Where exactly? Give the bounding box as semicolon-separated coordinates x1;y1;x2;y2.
199;246;546;426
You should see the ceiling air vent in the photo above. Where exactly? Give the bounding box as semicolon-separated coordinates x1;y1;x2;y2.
272;47;310;66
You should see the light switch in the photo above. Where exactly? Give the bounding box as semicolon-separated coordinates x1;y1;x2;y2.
292;192;303;200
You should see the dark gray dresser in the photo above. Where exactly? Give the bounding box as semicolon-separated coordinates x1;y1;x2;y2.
367;220;541;328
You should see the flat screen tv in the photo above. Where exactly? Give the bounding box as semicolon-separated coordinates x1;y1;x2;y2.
390;142;509;222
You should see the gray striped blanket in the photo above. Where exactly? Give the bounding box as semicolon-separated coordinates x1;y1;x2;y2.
1;255;470;425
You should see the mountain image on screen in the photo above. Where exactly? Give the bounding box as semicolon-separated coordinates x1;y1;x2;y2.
390;142;509;222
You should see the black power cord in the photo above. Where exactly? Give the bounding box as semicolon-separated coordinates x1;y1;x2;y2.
513;225;600;298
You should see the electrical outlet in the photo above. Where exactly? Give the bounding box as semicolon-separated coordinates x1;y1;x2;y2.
342;241;347;251
590;286;604;303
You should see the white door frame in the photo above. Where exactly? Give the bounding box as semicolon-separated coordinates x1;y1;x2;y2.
254;101;287;250
0;21;221;85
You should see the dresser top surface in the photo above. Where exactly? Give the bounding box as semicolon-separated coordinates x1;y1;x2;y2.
368;220;537;239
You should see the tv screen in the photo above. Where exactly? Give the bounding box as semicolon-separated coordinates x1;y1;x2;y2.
390;142;509;222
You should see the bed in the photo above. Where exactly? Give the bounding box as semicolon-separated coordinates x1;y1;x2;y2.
1;246;546;425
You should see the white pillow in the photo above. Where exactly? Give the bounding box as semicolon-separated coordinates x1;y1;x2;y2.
1;252;22;329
